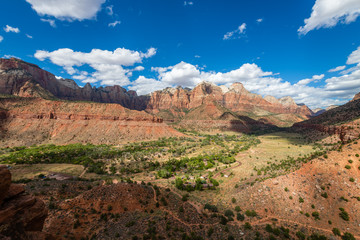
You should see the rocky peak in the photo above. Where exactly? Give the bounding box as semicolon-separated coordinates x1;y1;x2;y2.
57;78;80;90
228;82;246;93
326;105;338;111
264;95;280;105
194;81;220;95
278;96;297;107
83;82;92;91
352;92;360;101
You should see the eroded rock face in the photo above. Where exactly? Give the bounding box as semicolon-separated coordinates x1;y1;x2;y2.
0;165;48;239
0;58;313;127
292;98;360;142
0;98;183;147
146;81;312;118
0;58;143;110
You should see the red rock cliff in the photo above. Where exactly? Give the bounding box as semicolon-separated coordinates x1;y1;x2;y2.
0;165;49;239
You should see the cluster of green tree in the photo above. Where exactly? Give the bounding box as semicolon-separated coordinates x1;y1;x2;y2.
0;144;124;174
157;153;234;178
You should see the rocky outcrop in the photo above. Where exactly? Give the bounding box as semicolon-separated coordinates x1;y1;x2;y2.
0;58;143;110
0;98;182;147
0;165;49;239
292;98;360;142
311;108;326;116
0;58;313;128
146;82;312;126
0;166;11;204
352;92;360;101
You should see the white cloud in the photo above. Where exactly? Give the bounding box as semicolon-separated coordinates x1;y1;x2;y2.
328;65;346;72
4;25;20;33
297;74;324;85
134;66;145;71
256;18;263;23
298;0;360;35
34;47;156;86
223;23;246;40
26;34;33;39
0;36;3;42
156;61;202;87
3;55;20;59
195;55;201;58
106;5;114;16
108;20;121;27
347;46;360;64
141;48;157;58
41;18;56;27
184;1;194;6
128;76;169;95
130;55;360;108
26;0;106;21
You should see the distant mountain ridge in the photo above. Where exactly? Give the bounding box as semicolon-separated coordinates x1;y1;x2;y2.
0;58;312;127
293;96;360;142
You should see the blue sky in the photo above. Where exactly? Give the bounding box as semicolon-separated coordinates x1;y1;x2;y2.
0;0;360;108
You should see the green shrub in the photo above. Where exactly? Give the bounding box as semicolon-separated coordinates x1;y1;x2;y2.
312;211;320;220
321;192;328;198
245;210;257;217
296;231;306;240
237;213;245;221
339;209;349;221
219;215;228;225
332;228;341;236
204;203;218;212
308;233;327;240
342;232;356;240
224;210;234;218
244;222;252;230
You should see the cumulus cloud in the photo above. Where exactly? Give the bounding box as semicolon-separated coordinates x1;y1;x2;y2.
108;20;121;27
36;45;360;109
4;25;20;33
347;46;360;64
41;18;56;27
130;47;360;108
256;18;263;23
26;0;106;21
223;23;246;40
35;47;157;86
328;65;346;72
297;74;324;85
26;34;33;39
128;76;169;95
298;0;360;35
0;36;3;42
133;66;145;71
